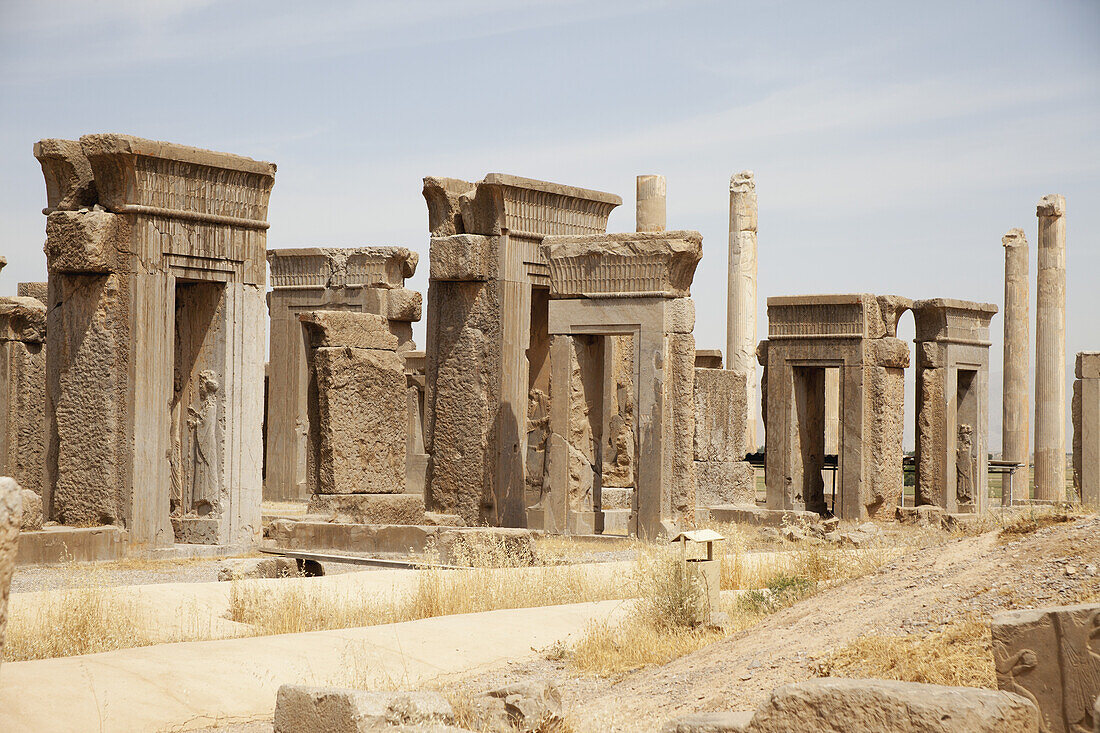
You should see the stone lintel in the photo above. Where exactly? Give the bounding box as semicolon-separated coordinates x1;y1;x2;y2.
481;173;622;207
1077;351;1100;380
268;246;418;290
913;298;998;344
542;231;702;299
78;133;275;229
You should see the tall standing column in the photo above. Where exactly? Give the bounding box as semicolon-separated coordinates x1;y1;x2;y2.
1034;194;1067;501
727;171;758;451
1001;228;1030;504
636;175;666;232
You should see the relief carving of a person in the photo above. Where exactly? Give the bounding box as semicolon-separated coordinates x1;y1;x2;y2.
188;370;221;516
956;423;975;505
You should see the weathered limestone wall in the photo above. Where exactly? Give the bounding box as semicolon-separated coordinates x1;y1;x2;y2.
0;298;46;498
36;134;274;547
1002;229;1030;503
913;299;997;513
16;282;48;304
992;602;1100;733
422;175;620;527
265;247;420;501
1073;352;1099;504
1034;194;1067;501
726;171;758;452
693;368;754;506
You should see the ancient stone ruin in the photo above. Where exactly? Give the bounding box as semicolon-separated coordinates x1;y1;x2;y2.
421;174;622;527
758;294;910;520
265;246;421;502
537;230;702;537
35;134;275;547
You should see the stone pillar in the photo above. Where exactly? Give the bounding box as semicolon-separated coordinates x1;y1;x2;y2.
1034;194;1066;501
635;175;666;232
1001;229;1029;504
726;171;758;452
0;298;46;499
1073;352;1100;505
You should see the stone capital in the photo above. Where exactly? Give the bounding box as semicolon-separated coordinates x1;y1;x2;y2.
1001;228;1027;249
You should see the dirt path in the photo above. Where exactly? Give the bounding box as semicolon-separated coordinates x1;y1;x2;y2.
548;517;1100;730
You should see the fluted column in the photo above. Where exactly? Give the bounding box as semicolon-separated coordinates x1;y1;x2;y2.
635;175;666;232
1001;228;1030;504
727;171;758;451
1034;195;1066;501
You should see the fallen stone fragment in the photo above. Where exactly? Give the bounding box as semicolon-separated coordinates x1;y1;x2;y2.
741;677;1038;732
274;685;454;733
0;476;22;669
470;680;564;732
660;710;754;732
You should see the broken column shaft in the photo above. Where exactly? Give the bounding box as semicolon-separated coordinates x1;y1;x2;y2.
726;171;758;451
635;175;666;232
1033;194;1067;501
1001;228;1029;504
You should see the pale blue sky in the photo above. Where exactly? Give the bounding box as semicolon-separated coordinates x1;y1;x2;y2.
1;0;1097;450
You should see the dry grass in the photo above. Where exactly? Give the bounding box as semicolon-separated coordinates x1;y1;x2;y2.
568;539;896;677
3;565;216;662
998;505;1081;542
815;617;995;688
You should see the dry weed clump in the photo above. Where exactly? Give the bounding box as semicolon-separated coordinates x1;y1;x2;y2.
998;506;1081;542
815;617;995;688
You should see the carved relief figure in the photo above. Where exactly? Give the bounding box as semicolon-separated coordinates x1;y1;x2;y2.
956;423;975;505
994;646;1050;733
187;370;220;515
526;388;550;507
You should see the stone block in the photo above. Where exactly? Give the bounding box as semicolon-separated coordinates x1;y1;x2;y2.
16;525;126;565
694;349;723;369
436;528;538;566
694;461;756;506
542;231;703;298
216;556;297;581
599;509;631;535
16;282;48;304
600;486;633;510
422;176;476;237
313;346;407;494
470;680;563;732
19;489;42;531
300;311;398;351
0;477;22;669
743;677;1038;733
708;505;819;528
895;504;948;527
387;288;423;323
1077;352;1100;380
992;602;1100;733
660;711;754;732
33;138;97;213
0;297;46;343
429;234;497;282
44;210;125;273
665;297;696;333
172;517;222;545
307;493;425;525
694;368;748;462
274;685;454;733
